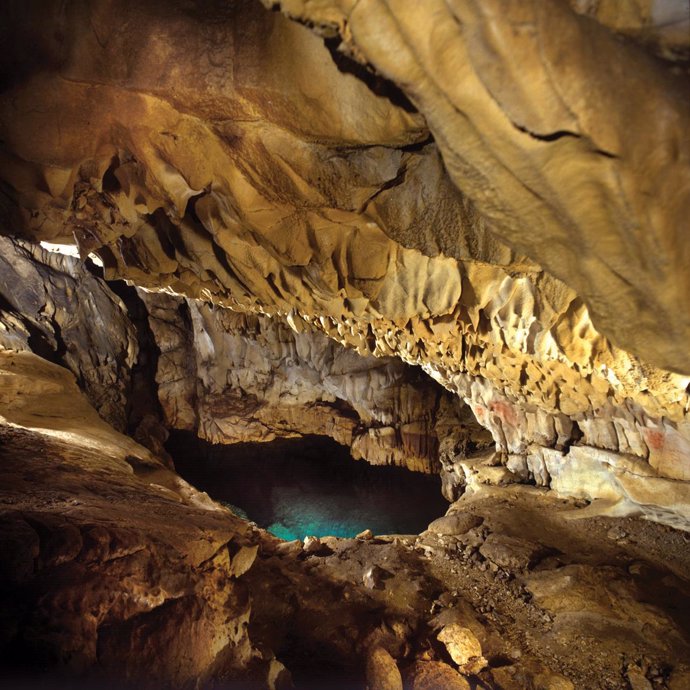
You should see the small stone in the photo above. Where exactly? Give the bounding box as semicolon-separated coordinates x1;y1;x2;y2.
302;536;334;556
428;512;484;536
357;529;374;540
607;525;628;541
407;660;470;689
365;647;402;690
627;667;653;690
275;539;302;557
303;536;322;553
437;624;487;674
363;564;391;590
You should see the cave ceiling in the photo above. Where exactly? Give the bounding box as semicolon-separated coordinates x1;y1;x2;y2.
2;1;690;687
0;0;689;523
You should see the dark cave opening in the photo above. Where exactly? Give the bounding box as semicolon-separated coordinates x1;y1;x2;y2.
168;431;449;539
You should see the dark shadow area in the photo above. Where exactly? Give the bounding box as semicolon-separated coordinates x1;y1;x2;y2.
324;36;418;114
168;431;448;539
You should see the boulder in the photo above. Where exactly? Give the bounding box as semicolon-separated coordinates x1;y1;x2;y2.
479;533;545;571
427;512;484;536
407;660;471;690
366;647;402;690
437;624;487;674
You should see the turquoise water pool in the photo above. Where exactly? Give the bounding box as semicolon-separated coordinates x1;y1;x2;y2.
171;433;448;540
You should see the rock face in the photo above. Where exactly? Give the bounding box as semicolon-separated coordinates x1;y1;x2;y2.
0;236;137;430
141;290;489;472
0;1;689;687
0;0;689;527
0;351;266;687
262;0;690;375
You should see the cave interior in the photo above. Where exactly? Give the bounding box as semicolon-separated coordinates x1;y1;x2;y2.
1;0;690;689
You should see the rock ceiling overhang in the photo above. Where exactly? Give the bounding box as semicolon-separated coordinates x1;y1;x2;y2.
0;0;689;519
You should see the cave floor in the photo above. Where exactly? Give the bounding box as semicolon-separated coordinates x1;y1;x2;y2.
1;351;689;689
247;485;690;690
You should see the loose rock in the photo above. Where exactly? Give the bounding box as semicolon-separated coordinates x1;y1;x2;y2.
407;660;471;690
363;564;392;590
427;512;484;536
479;533;545;571
437;624;487;674
365;646;402;690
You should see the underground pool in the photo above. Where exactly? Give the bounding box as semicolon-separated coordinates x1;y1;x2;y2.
169;432;449;540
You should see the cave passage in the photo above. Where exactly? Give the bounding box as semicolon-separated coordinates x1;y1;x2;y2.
169;432;448;539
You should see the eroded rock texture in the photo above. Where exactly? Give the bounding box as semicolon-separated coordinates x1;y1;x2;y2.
0;351;268;688
0;236;137;430
141;290;490;472
1;0;689;529
0;1;690;687
263;0;690;373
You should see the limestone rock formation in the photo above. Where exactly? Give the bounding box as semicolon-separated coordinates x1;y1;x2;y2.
0;351;266;687
1;0;689;528
263;0;690;373
0;236;137;430
141;290;489;472
0;0;689;687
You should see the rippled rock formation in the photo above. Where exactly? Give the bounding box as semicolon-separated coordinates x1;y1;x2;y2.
2;0;689;526
0;0;689;687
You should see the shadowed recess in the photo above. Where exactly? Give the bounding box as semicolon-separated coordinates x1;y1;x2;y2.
169;432;448;539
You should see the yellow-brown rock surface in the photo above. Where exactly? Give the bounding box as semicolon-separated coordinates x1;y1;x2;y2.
140;289;487;473
0;350;268;687
1;0;689;527
1;2;690;688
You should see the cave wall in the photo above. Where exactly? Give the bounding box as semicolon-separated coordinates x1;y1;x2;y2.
0;2;689;686
0;1;689;519
0;350;273;688
0;236;137;430
0;237;488;473
141;289;491;473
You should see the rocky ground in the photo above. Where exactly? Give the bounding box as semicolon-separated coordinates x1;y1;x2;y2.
1;349;690;690
246;486;690;690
